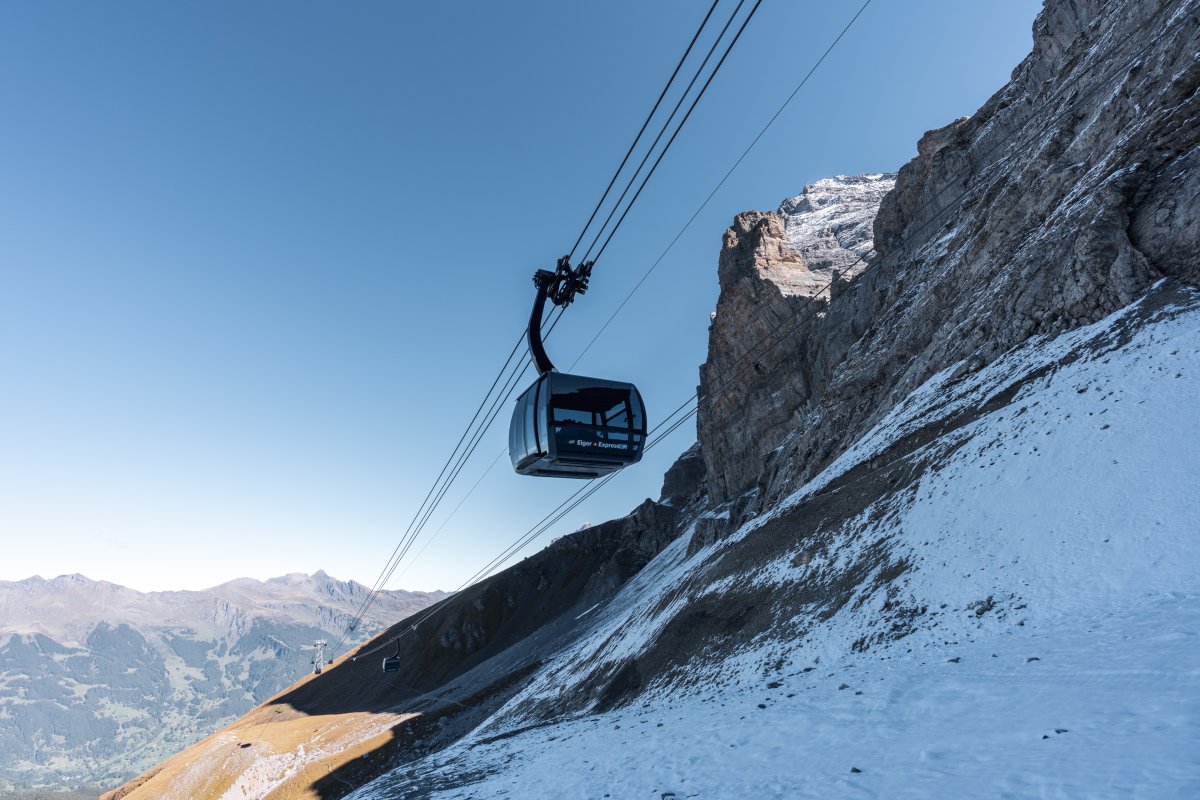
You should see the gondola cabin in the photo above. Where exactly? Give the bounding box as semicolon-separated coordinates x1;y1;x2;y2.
382;655;401;673
510;372;646;478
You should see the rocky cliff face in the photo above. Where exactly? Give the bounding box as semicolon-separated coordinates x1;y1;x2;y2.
699;174;895;504
698;0;1200;520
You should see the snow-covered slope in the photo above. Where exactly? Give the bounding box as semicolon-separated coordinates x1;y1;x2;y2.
355;282;1200;799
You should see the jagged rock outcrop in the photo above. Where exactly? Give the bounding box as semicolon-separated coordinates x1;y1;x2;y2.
703;0;1200;517
698;174;895;504
658;442;706;505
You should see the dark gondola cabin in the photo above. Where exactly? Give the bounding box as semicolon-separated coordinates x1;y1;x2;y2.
382;655;401;673
510;371;646;478
510;257;647;478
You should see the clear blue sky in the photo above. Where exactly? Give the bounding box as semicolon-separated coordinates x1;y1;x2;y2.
0;0;1042;592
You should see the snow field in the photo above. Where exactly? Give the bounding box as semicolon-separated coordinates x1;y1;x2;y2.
394;596;1199;799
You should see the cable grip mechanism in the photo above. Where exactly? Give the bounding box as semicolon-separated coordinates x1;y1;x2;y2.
528;255;593;375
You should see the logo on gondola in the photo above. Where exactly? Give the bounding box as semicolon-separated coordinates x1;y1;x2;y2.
568;439;629;450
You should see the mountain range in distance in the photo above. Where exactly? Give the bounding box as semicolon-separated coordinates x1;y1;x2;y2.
0;570;445;795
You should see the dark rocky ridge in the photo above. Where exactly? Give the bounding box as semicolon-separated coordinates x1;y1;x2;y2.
287;491;696;706
216;448;711;799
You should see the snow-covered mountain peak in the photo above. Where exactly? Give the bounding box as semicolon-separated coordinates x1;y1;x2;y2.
51;572;95;584
778;172;895;267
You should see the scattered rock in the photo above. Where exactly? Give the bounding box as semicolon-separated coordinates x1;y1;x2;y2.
850;767;863;774
947;657;961;663
1056;728;1069;734
767;681;783;689
969;596;996;617
688;515;731;556
1027;657;1040;662
838;683;850;691
757;704;767;709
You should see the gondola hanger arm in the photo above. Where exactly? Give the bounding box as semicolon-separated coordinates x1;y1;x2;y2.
528;255;593;375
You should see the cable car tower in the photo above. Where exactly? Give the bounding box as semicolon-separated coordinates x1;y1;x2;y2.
509;257;647;478
302;638;331;676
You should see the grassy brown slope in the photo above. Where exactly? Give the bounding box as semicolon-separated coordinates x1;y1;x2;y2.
99;701;408;800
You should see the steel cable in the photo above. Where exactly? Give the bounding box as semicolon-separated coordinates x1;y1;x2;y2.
568;0;724;260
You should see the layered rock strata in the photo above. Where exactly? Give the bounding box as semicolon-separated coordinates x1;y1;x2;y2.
702;0;1200;516
698;174;895;504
